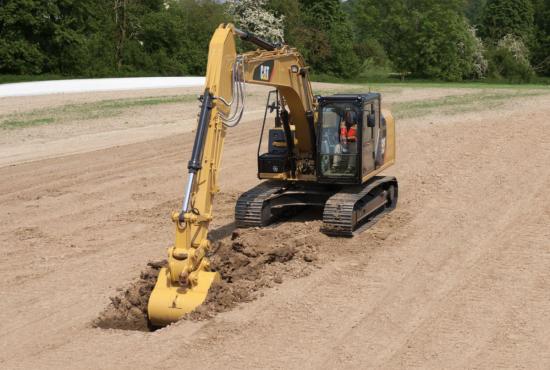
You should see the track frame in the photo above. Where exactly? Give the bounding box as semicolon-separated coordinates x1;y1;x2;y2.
235;176;398;236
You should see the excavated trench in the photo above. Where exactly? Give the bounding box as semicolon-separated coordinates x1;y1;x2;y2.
93;223;323;331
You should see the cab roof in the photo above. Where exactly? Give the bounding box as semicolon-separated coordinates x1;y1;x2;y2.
317;93;381;104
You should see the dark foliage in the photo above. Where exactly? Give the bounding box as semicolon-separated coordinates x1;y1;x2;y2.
0;0;548;81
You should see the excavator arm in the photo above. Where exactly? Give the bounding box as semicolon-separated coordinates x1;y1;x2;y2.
148;24;317;326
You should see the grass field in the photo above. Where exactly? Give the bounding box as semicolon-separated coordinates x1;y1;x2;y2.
2;82;549;130
0;74;68;84
392;90;548;119
0;94;198;129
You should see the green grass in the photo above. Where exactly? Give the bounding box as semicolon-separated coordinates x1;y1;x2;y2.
63;95;197;114
313;82;549;119
1;117;55;129
0;74;68;84
391;90;548;119
0;94;198;130
311;73;550;89
0;72;166;85
370;81;550;90
313;82;550;99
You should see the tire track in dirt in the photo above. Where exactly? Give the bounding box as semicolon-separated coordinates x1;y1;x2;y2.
319;175;550;368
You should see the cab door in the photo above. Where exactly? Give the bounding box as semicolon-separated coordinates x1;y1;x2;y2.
361;100;377;177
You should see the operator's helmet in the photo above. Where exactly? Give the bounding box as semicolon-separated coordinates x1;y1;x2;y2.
344;110;356;125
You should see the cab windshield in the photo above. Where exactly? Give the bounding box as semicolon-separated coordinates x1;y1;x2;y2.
319;103;360;177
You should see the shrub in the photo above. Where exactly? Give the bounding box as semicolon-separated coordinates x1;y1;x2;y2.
487;34;535;82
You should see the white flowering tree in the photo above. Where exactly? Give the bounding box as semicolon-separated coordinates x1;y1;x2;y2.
469;26;488;79
226;0;285;43
497;34;531;66
489;33;534;81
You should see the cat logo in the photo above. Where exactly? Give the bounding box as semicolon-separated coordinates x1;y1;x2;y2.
260;65;270;81
253;60;274;82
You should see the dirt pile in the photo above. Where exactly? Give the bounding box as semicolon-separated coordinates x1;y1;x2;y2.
94;222;324;330
93;261;164;331
186;225;321;320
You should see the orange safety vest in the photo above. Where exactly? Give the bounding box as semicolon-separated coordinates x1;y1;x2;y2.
341;125;357;142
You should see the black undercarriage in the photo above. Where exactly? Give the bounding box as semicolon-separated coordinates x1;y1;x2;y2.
235;176;398;237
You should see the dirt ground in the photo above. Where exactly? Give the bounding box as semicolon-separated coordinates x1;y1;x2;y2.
1;82;549;369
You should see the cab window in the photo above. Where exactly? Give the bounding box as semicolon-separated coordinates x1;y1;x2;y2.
319;103;360;177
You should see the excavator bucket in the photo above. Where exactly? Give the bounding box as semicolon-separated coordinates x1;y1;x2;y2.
148;267;220;326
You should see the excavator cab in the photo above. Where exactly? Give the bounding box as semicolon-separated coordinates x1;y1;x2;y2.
317;93;384;185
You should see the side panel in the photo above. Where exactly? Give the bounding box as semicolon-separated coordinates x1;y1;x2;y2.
381;109;396;166
361;101;375;177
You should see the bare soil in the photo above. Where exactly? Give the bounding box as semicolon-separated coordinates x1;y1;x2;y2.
1;83;549;369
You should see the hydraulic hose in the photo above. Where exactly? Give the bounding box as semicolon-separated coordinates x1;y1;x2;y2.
232;27;277;51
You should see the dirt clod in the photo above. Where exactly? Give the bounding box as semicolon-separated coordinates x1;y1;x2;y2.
303;254;314;262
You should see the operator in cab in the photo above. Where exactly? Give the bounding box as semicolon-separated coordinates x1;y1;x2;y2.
333;110;358;173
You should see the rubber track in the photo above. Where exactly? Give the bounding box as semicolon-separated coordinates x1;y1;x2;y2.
322;176;396;237
235;182;283;227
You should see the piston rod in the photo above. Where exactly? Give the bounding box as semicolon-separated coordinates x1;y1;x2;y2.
180;89;214;220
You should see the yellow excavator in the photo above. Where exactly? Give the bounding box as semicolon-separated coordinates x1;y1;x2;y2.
147;24;398;326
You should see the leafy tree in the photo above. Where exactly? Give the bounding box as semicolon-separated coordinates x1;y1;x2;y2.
267;0;304;49
297;0;361;78
343;0;392;70
129;0;226;75
111;0;164;71
531;0;550;75
0;0;102;74
465;0;487;26
408;7;475;80
109;0;226;76
349;0;484;80
480;0;535;43
269;0;361;78
0;0;545;80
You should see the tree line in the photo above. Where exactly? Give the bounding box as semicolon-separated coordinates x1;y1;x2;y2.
0;0;548;82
